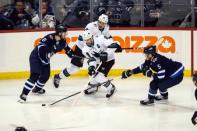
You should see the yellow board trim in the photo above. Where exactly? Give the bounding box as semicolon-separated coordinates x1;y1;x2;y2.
0;69;192;80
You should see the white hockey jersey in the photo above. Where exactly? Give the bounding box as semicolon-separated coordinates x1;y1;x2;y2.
82;35;115;67
76;21;111;49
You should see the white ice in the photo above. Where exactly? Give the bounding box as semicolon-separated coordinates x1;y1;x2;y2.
0;77;196;131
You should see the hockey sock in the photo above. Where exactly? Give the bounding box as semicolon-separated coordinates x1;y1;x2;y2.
59;68;70;79
22;79;35;95
59;64;80;79
148;88;157;99
160;91;168;97
34;80;45;91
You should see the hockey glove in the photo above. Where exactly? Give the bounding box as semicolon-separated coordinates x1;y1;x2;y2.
88;66;96;76
143;69;153;77
121;70;133;79
142;66;152;77
108;43;122;53
191;111;197;125
100;52;108;62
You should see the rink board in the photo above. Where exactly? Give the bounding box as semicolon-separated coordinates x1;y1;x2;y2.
0;29;195;79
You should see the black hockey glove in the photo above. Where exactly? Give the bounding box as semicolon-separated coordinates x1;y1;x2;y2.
88;66;96;76
108;43;122;53
143;69;153;77
66;49;74;58
142;66;152;77
100;52;108;62
191;111;197;125
121;70;133;79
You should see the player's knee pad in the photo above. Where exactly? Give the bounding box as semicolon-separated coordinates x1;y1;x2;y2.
29;73;39;83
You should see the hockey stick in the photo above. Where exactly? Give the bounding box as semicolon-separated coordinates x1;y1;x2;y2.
121;47;143;50
44;63;103;106
45;79;114;106
49;91;81;106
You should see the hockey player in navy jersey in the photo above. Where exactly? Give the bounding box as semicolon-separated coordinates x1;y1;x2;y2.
191;72;197;125
18;24;73;103
121;45;184;105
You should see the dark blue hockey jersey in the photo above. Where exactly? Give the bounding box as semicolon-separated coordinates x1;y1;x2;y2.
32;33;70;65
133;53;184;81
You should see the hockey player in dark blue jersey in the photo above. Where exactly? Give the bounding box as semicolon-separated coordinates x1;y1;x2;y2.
121;45;184;105
191;72;197;125
18;24;73;103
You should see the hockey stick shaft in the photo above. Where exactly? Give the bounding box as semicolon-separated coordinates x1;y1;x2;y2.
121;47;143;50
50;91;81;106
49;78;113;106
50;63;106;106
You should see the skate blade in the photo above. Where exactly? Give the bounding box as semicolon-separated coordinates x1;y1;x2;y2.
17;99;26;103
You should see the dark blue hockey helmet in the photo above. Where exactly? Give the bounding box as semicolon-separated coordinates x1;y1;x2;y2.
15;126;27;131
55;24;67;33
144;45;156;55
193;71;197;82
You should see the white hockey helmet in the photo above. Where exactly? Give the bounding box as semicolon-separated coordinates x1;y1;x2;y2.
98;14;108;24
82;30;93;40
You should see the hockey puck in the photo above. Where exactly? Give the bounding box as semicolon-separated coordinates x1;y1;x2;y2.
42;104;46;106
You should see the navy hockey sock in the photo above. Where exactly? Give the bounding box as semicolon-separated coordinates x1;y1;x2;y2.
161;92;168;97
34;80;45;91
148;88;156;99
22;79;35;95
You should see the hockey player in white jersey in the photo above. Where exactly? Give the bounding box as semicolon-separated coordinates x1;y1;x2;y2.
53;14;113;88
81;30;122;98
84;14;111;38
